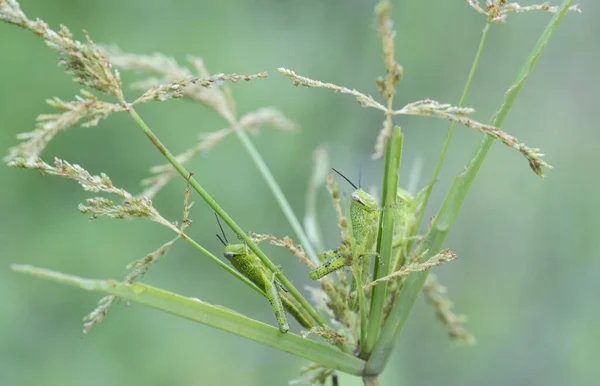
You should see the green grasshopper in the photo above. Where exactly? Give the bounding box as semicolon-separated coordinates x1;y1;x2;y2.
215;216;314;332
390;186;427;271
309;168;380;280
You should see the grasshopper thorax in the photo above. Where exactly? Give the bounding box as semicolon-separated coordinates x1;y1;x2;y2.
350;189;379;212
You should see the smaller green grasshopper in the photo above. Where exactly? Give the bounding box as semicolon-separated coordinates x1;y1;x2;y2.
309;168;380;280
215;216;314;332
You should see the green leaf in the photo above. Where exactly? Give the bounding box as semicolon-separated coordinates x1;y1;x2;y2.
12;264;365;376
361;126;402;358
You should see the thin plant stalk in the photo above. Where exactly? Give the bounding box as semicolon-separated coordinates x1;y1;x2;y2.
363;375;380;386
231;124;320;265
126;107;326;327
366;0;574;374
189;95;320;265
415;22;491;232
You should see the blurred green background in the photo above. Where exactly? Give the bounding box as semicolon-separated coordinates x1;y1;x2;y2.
1;1;597;385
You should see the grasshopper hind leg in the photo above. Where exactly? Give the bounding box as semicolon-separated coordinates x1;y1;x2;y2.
263;272;290;333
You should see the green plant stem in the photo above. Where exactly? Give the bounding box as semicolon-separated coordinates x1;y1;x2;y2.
361;126;402;358
127;107;326;327
363;375;380;386
346;203;367;349
366;0;574;374
231;124;320;265
414;22;491;232
12;264;364;375
304;147;328;252
356;268;367;352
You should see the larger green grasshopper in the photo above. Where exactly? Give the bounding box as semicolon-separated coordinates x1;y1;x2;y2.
215;216;314;332
309;168;380;280
390;186;427;271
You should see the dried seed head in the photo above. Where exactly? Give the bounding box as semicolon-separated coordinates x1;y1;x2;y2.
467;0;581;23
5;91;124;163
375;0;403;99
0;1;124;96
394;99;552;177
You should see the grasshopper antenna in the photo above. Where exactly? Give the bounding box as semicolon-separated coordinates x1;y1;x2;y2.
358;164;363;189
332;167;358;190
216;233;227;247
214;213;229;245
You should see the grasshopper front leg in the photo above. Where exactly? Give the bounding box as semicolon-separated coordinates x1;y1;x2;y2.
309;249;346;280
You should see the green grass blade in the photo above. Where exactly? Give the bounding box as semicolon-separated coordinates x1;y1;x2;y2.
366;0;575;374
12;264;364;375
361;126;402;358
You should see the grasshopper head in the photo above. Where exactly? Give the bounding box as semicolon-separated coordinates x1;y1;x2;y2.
330;167;379;212
351;189;378;212
223;243;247;259
396;188;416;212
396;188;413;204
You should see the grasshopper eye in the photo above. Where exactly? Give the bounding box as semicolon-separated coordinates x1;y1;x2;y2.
351;192;364;206
223;251;236;259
